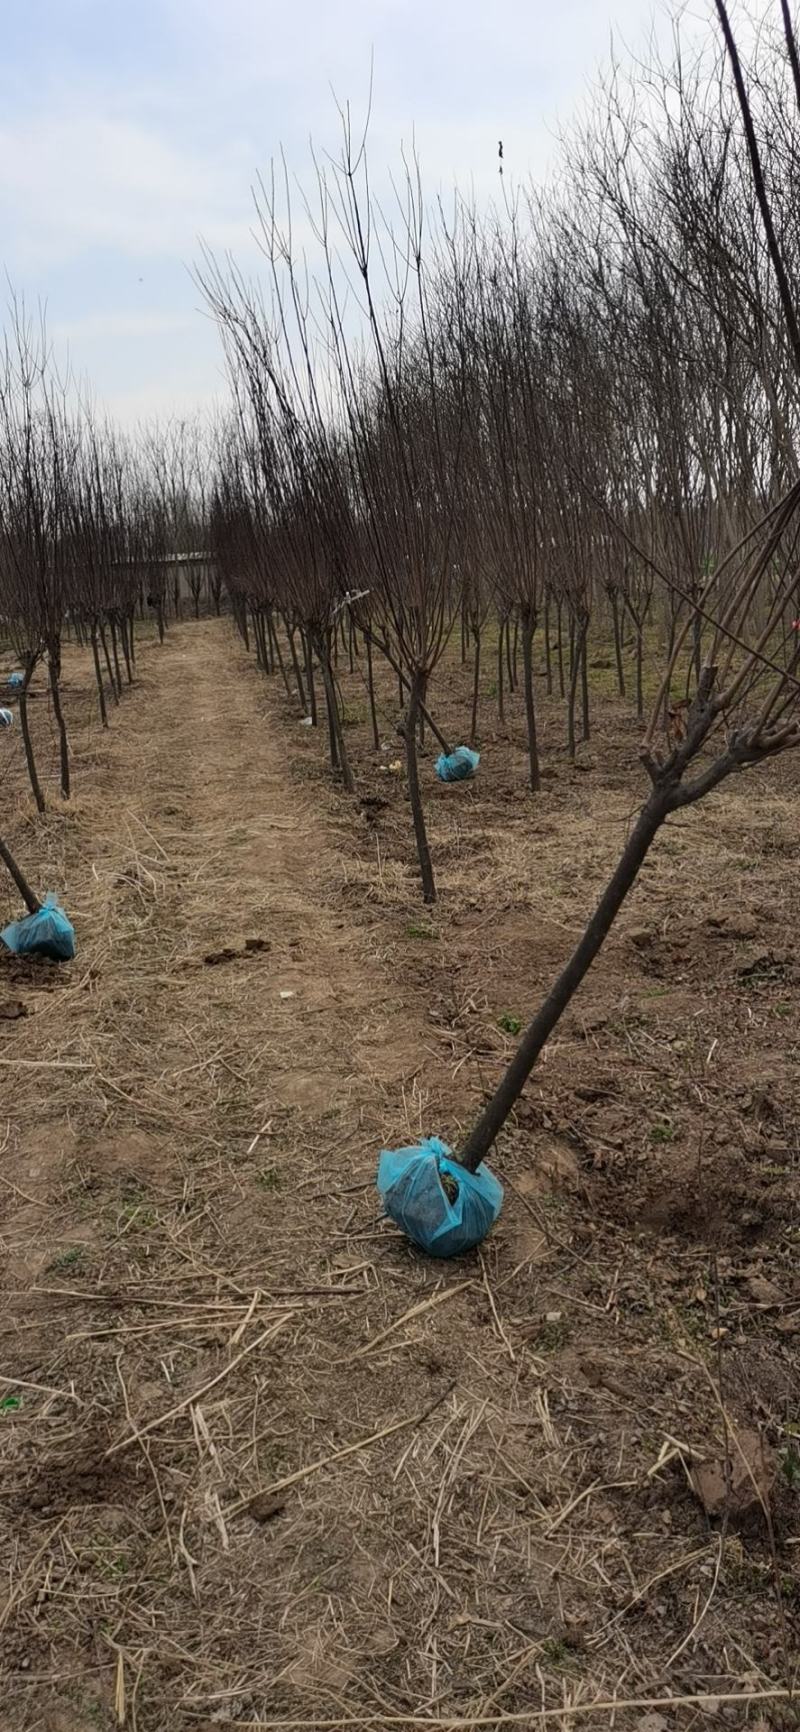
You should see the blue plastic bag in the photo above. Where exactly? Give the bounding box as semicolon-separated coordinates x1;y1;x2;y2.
377;1135;503;1257
5;672;24;689
1;894;75;961
0;709;12;728
435;746;480;783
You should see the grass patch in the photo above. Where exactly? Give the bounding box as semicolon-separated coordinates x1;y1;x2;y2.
48;1245;87;1273
782;1446;800;1490
118;1202;157;1230
536;1315;570;1350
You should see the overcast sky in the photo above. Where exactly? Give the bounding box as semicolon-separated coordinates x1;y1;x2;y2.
0;0;682;425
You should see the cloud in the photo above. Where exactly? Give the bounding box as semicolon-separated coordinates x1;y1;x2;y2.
51;310;197;341
0;0;710;420
0;110;257;268
103;377;228;426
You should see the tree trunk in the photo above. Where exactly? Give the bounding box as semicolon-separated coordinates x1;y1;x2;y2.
109;618;123;697
497;617;505;725
91;627;108;728
303;631;317;727
580;629;590;743
611;590;625;697
156;603;165;645
557;600;565;698
270;611;293;701
470;627;481;745
544;593;553;695
99;622;120;703
48;645;70;800
521;611;541;792
567;625;581;761
512;618;519;690
253;611;265;671
457;787;670;1170
288;625;307;711
324;662;339;768
0;832;41;913
259;612;270;672
369;632;450;753
403;670;436;905
19;663;46;814
636;626;645;721
505;611;515;693
665;606;677;670
318;643;355;794
365;631;380;750
119;616;133;685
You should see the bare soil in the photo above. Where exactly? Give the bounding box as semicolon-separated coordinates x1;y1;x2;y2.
1;617;800;1731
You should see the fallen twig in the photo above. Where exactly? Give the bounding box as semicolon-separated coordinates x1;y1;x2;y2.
345;1280;473;1362
105;1316;290;1457
177;1684;796;1726
228;1381;456;1516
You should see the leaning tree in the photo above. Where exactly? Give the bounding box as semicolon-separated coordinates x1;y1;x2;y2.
453;0;800;1174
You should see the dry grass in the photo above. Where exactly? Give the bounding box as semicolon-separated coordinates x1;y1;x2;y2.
1;618;799;1731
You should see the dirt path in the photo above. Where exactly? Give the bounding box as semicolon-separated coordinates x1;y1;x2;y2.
2;619;796;1730
0;620;484;1731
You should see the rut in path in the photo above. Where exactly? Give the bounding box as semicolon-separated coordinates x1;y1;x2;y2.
123;616;424;1134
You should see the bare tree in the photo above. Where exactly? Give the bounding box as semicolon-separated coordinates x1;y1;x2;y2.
454;0;800;1174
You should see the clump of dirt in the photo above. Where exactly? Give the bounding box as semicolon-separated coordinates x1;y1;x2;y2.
689;1427;775;1527
598;1149;800;1250
203;936;271;965
17;1429;143;1517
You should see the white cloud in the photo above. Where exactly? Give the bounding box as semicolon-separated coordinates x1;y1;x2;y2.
0;112;257;267
103;378;228;426
0;0;714;419
51;310;197;341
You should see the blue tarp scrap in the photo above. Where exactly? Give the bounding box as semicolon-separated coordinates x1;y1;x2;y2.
1;894;75;961
0;709;12;728
5;672;24;689
377;1135;503;1257
435;745;480;783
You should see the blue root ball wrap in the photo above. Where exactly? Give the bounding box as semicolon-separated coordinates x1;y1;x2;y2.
435;746;480;783
377;1136;503;1257
1;894;76;961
